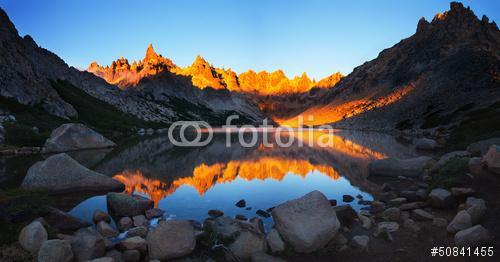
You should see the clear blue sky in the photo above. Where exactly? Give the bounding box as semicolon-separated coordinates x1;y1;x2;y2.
0;0;498;79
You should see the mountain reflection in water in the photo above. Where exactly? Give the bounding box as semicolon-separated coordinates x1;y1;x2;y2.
69;130;418;225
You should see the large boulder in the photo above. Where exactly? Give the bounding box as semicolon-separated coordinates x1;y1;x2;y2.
481;145;500;174
454;225;492;246
106;192;154;217
147;220;196;260
18;221;47;253
368;156;433;177
42;123;116;153
467;138;500;155
70;227;106;262
415;138;438;150
21;153;124;193
38;239;74;262
438;151;471;166
271;191;340;253
266;228;285;253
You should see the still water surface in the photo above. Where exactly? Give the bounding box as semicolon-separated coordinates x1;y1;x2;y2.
62;130;418;227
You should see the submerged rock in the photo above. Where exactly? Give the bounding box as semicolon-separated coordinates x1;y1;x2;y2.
236;199;246;208
106;193;154;217
42;123;116;153
22;153;124;193
271;191;340;253
368;156;433;177
18;221;47;253
147;220;196;260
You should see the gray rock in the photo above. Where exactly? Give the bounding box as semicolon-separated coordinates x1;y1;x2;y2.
451;187;476;197
147;220;196;260
370;201;386;213
106;193;154;217
350;235;369;249
368;156;433;177
18;221;47;253
412;209;434;221
93;210;111;223
105;250;123;262
132;215;148;227
332;204;357;226
118;217;133;231
481;145;500;174
382;207;400;221
122;249;140;262
465;197;487;224
96;221;119;238
388;197;407;206
359;215;372;229
71;227;106;262
454;225;492;246
230;231;267;259
42;123;116;153
266;228;285;253
438;151;471;166
22;153;124;193
213;216;240;239
399;201;426;211
38;239;73;262
271;191;340;253
415;138;438;150
376;222;399;233
447;210;472;233
428;188;454;208
44;208;91;232
120;236;146;252
127;226;148;238
145;208;164;219
467;138;500;155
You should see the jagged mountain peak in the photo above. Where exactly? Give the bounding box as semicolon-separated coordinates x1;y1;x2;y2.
144;43;158;61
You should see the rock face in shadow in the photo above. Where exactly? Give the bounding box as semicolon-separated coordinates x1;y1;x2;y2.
271;191;340;253
42;123;116;153
21;153;124;193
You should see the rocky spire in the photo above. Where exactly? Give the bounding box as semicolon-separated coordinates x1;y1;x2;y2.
144;43;158;61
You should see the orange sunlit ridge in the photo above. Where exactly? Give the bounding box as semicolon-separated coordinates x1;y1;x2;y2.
277;84;415;127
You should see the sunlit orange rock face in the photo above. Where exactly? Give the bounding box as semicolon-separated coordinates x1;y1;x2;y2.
112;157;340;205
87;44;343;95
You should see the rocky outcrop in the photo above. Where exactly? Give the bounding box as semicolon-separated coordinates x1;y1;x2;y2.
106;192;154;217
146;220;196;260
42;123;116;153
21;153;124;193
368;156;433;177
271;191;340;253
